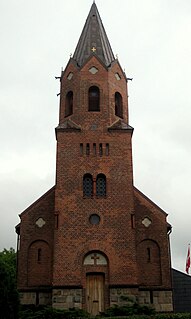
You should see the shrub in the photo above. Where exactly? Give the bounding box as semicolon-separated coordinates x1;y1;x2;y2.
19;305;89;319
101;302;155;317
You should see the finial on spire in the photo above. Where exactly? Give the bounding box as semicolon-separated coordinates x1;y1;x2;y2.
93;0;95;3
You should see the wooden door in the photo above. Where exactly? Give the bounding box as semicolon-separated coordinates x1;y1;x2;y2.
86;274;104;315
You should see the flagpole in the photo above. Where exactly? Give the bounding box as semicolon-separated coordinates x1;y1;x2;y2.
186;244;190;274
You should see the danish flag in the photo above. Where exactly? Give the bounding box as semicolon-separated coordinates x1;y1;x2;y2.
186;244;190;274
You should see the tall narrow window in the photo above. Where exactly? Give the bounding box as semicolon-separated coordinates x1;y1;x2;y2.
80;143;83;155
93;143;96;155
55;213;59;229
115;92;123;118
83;174;93;197
86;143;90;155
106;143;109;156
99;143;103;156
65;91;73;117
131;214;135;229
37;248;42;262
96;174;106;197
88;86;100;111
147;247;151;262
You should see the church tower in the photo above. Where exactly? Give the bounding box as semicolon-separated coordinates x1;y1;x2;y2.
16;3;173;314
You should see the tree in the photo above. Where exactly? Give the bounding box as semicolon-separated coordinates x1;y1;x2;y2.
0;248;19;319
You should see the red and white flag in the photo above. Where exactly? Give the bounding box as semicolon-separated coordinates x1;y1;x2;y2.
186;244;190;274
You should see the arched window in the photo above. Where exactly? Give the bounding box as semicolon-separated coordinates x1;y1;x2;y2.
65;91;73;117
137;239;162;286
84;252;107;265
83;174;93;197
88;86;100;111
28;241;51;286
115;92;123;118
96;174;106;196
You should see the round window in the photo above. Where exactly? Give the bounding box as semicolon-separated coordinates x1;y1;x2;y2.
89;214;100;225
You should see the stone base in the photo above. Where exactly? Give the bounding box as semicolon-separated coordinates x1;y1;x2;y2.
138;290;173;312
19;288;173;313
19;291;52;306
110;287;139;306
110;288;173;312
52;288;83;309
153;291;173;312
20;292;36;305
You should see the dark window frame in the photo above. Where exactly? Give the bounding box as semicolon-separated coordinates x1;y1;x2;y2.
88;86;100;112
83;173;93;197
65;91;73;117
115;92;123;118
96;174;106;197
37;248;42;262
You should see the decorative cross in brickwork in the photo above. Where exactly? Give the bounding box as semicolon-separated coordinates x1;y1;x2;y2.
91;46;97;53
91;253;100;265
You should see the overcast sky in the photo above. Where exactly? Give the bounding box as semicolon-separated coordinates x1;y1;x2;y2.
0;0;191;274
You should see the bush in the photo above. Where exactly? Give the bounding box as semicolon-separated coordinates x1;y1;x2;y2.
19;306;89;319
101;301;155;317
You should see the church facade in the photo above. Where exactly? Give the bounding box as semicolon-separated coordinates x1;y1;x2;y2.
16;3;173;314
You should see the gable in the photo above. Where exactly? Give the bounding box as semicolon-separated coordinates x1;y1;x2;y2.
19;186;55;218
134;186;168;217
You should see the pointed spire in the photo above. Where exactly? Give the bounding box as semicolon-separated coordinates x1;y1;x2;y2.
73;3;115;67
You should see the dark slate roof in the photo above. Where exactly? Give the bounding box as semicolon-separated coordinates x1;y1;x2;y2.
56;119;81;131
73;2;115;67
172;268;191;312
108;119;134;134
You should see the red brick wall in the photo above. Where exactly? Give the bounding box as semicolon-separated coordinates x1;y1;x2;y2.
28;240;51;286
17;188;55;289
53;56;138;286
134;188;172;289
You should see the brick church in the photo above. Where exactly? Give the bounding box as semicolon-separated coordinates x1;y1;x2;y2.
16;2;173;314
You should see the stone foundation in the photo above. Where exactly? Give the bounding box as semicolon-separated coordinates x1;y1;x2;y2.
20;292;36;305
110;288;173;312
39;292;52;305
19;291;52;305
138;290;173;312
110;287;139;306
153;291;173;312
20;288;173;312
52;288;83;309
